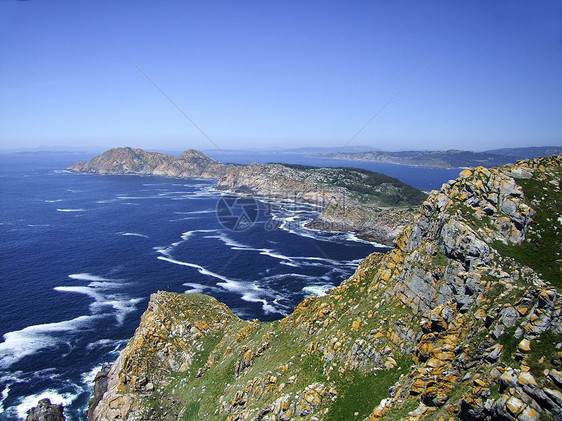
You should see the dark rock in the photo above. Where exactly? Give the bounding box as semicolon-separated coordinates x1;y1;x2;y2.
88;363;111;421
26;398;65;421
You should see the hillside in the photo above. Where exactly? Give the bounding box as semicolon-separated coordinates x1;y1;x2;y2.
68;148;427;245
88;155;561;420
316;147;562;169
67;147;234;178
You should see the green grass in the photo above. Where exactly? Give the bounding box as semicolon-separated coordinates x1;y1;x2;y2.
528;330;562;378
497;327;520;363
492;170;562;287
325;356;411;421
277;164;428;206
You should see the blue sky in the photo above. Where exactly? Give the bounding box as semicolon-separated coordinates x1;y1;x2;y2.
1;0;561;152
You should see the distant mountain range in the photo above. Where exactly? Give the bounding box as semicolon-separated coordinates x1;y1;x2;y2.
313;146;562;169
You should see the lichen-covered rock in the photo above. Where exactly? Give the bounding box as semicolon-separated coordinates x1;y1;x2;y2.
89;155;561;420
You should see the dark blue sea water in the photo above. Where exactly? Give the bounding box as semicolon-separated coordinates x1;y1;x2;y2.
0;153;461;419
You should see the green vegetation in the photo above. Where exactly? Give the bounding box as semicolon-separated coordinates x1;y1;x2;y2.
493;167;562;287
277;163;428;206
326;358;411;421
528;331;562;377
497;326;520;363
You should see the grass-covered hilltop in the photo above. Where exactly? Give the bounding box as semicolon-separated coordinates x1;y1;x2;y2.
68;147;427;245
85;154;561;420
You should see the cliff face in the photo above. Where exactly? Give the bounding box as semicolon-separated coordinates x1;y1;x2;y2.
89;154;561;420
215;163;424;245
67;147;233;179
69;149;427;245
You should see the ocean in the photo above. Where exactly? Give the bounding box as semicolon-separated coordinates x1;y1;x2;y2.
0;152;461;419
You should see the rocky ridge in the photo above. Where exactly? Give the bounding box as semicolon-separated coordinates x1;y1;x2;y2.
67;147;234;179
69;148;426;245
214;163;424;245
88;154;561;420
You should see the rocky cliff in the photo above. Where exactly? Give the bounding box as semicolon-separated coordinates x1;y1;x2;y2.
67;147;234;179
215;163;425;245
88;154;561;420
69;149;426;245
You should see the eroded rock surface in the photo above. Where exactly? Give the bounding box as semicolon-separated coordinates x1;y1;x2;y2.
89;155;561;420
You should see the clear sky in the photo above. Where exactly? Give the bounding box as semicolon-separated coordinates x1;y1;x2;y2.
1;0;561;152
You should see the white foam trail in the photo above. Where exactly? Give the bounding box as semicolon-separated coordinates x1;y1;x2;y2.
157;256;231;283
0;315;104;369
120;232;148;238
56;208;85;212
55;285;141;326
183;283;206;294
54;286;104;302
45;199;63;203
262;273;316;282
180;229;218;241
205;233;253;250
69;273;110;282
174;210;215;215
215;279;283;315
0;384;10;414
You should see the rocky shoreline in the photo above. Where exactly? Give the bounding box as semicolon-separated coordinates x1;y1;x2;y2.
82;155;561;420
68;147;427;245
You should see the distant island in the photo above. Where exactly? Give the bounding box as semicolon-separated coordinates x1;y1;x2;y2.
314;146;562;169
68;147;428;245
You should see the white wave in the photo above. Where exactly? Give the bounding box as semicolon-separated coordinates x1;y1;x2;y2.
45;199;63;203
261;273;317;282
119;232;148;238
56;208;85;212
216;278;282;315
82;363;106;385
55;285;141;325
0;384;10;414
69;273;110;282
54;286;104;302
14;389;77;419
181;229;218;241
157;256;231;283
27;224;50;227
0;315;103;369
93;297;142;325
303;285;333;297
205;233;253;250
174;210;215;215
183;283;207;294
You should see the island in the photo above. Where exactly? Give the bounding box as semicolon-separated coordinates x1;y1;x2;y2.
68;147;427;245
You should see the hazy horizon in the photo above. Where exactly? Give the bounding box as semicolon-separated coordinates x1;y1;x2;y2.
1;1;561;153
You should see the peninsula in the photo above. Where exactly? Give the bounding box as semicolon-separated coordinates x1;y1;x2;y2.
68;147;427;245
315;146;562;169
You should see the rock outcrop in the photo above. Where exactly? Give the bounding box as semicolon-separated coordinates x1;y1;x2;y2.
26;398;65;421
215;163;425;245
67;147;233;179
88;155;561;420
